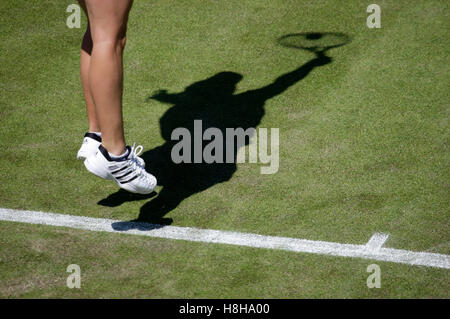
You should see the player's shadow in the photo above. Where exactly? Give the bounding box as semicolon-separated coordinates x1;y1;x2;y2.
106;51;333;228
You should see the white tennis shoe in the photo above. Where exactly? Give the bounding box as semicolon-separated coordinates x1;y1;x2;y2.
84;143;157;194
77;132;102;161
77;132;145;167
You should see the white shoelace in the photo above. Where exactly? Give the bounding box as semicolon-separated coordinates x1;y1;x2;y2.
128;143;146;176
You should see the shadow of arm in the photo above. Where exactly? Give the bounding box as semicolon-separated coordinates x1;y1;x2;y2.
148;89;182;104
241;55;331;102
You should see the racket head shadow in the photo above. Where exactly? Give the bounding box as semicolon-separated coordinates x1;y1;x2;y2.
277;32;351;53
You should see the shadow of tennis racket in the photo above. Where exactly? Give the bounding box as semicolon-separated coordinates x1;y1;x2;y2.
277;32;351;61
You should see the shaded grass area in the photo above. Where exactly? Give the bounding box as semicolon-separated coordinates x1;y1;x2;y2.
0;0;449;297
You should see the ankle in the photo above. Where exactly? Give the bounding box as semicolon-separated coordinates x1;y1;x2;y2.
88;126;101;133
102;143;126;157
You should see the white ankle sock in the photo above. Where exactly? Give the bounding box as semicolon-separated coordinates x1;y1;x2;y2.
109;148;129;159
89;131;102;138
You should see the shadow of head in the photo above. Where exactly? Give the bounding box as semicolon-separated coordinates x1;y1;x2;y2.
111;220;167;231
185;71;243;99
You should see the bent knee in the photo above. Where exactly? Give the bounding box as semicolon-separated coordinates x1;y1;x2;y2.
91;26;127;51
92;35;127;52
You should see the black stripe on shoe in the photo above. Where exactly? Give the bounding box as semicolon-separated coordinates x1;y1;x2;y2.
115;170;133;180
111;165;129;175
84;132;102;143
119;175;139;184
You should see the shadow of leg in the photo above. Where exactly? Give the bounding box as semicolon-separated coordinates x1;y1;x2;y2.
136;187;192;225
97;189;157;207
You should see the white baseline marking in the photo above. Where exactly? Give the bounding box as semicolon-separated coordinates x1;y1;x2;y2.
0;208;449;269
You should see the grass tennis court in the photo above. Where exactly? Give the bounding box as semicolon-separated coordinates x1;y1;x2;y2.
0;0;449;298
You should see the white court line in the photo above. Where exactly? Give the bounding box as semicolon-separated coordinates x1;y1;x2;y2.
366;233;390;250
0;208;449;269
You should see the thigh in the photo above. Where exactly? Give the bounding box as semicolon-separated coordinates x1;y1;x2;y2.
85;0;133;40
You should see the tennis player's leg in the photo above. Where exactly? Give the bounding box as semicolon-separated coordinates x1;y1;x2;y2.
85;0;132;156
76;0;102;160
82;0;156;194
78;0;98;132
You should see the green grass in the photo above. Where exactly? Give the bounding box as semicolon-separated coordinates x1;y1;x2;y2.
0;0;449;298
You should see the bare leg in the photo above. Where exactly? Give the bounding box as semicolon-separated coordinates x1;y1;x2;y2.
84;0;133;155
78;0;99;133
